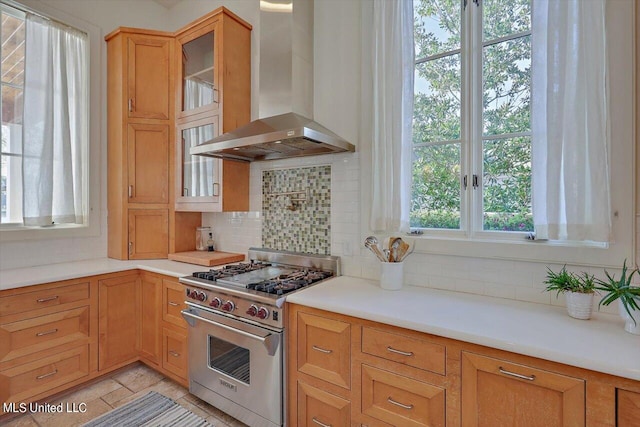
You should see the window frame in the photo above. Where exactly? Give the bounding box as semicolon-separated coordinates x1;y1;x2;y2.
0;0;101;241
409;0;636;268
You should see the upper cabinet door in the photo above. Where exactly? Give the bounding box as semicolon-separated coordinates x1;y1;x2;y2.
177;22;219;119
127;123;169;204
127;36;171;120
176;117;221;204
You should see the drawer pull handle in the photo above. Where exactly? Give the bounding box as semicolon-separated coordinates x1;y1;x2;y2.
168;302;179;306
36;370;58;380
387;397;414;410
387;346;413;357
312;417;331;427
499;366;536;381
36;329;59;337
37;296;59;303
169;351;180;357
312;345;332;354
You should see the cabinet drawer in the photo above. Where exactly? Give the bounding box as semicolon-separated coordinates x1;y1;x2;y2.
0;282;89;318
362;327;445;375
297;381;350;427
162;279;187;328
162;327;187;379
0;306;90;363
361;364;445;427
297;312;351;389
0;345;90;403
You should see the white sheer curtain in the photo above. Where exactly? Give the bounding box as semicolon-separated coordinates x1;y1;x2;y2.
22;14;88;226
369;0;414;233
184;78;214;110
183;125;215;197
531;0;610;242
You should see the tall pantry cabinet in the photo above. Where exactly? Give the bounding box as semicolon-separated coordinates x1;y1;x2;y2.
106;8;252;260
106;30;174;260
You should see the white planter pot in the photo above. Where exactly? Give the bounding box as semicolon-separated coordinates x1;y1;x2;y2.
565;292;594;320
618;299;640;335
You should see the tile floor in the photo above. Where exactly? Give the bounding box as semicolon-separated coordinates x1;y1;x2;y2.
2;363;248;427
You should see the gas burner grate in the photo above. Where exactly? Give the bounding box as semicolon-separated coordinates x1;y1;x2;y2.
247;270;334;295
193;261;272;281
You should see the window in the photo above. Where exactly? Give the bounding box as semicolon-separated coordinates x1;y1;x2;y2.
1;4;25;223
0;1;88;228
412;0;532;235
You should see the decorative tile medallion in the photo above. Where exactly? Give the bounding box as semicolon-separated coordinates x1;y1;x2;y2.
262;166;331;255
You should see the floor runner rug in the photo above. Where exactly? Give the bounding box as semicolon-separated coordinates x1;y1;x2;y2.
83;391;211;427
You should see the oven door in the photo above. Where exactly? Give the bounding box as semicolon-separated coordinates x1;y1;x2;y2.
181;305;283;427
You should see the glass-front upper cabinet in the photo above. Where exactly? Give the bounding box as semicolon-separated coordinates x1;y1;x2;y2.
178;24;218;118
176;117;222;211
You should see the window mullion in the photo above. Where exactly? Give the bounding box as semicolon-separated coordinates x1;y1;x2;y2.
467;0;484;236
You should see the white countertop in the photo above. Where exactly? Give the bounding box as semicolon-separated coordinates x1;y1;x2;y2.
286;276;640;381
0;258;200;290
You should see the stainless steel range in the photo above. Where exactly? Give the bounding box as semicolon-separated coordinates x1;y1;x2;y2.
179;248;340;427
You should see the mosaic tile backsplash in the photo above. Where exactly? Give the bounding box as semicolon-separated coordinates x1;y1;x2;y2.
262;166;331;254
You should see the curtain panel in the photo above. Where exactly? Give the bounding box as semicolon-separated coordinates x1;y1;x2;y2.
22;14;88;226
531;0;611;242
369;0;414;233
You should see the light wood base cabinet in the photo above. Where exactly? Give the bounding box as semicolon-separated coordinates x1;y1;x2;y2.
461;352;585;427
0;277;97;410
297;381;351;427
287;303;640;427
140;273;162;365
98;275;140;371
0;269;193;417
618;389;640;427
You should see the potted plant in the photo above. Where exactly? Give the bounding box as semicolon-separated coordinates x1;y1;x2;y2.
596;260;640;335
544;266;596;320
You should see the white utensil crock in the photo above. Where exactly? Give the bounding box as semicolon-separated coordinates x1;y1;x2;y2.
380;262;403;291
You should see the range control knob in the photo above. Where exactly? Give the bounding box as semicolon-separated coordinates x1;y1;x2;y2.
209;297;221;308
196;291;207;302
246;304;258;317
257;307;270;320
185;288;192;298
221;300;235;312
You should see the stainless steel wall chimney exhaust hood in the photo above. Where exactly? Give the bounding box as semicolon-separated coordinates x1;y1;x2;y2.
191;0;355;162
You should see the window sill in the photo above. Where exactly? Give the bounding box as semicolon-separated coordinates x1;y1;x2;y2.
407;232;632;268
0;222;99;242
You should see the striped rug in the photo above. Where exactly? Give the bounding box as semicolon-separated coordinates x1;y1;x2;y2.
83;391;211;427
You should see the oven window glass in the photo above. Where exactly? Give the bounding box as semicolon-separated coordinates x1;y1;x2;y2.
208;335;250;384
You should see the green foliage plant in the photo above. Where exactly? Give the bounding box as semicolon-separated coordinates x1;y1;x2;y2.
596;260;640;326
543;266;595;297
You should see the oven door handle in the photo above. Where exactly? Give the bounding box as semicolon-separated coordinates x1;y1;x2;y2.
181;310;280;356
